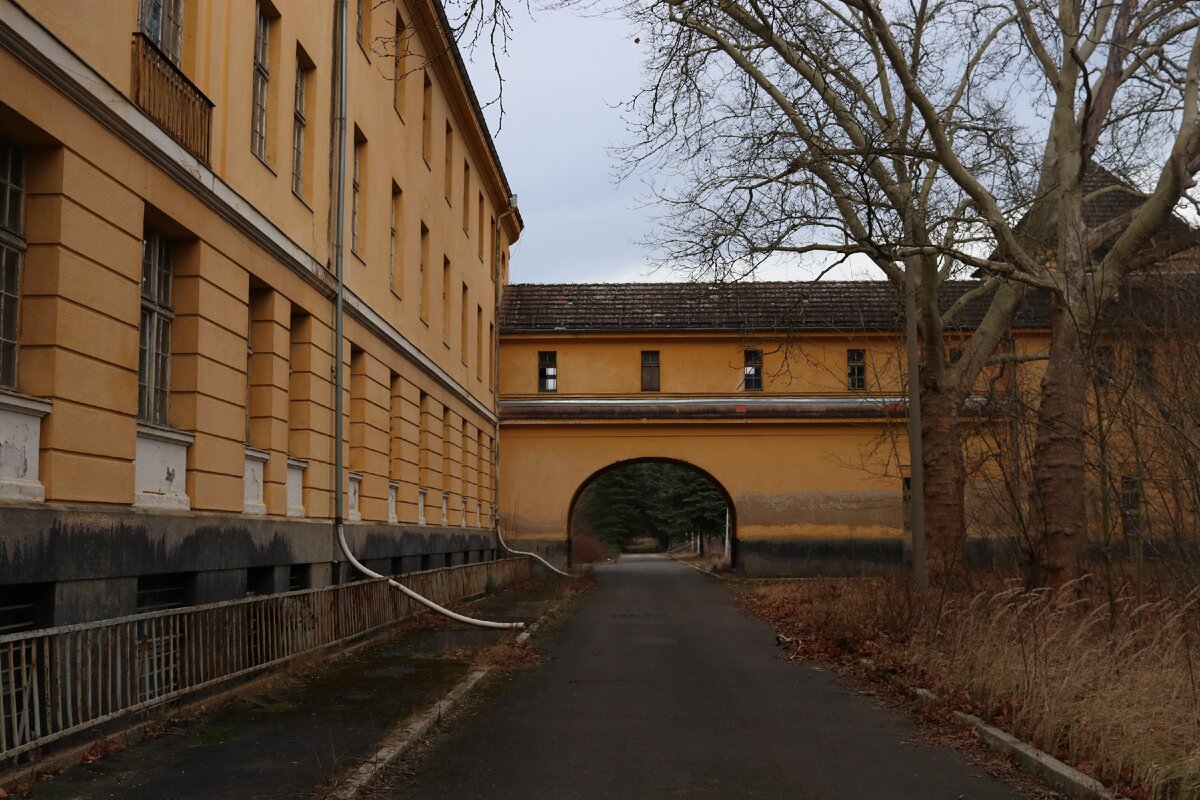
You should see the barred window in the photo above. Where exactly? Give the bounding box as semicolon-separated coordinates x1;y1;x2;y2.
139;228;173;425
743;350;763;391
139;0;184;65
251;2;271;161
291;60;308;197
538;351;557;392
0;137;25;390
847;348;866;390
641;350;660;392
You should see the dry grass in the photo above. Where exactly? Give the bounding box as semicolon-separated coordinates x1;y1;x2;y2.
737;578;1200;799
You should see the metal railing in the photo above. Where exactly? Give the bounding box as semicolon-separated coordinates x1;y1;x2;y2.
0;558;531;761
130;33;214;163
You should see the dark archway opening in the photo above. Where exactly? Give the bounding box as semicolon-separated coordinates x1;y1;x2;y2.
567;459;735;566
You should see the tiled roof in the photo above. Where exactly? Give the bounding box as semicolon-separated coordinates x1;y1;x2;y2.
499;275;1200;334
500;280;1035;333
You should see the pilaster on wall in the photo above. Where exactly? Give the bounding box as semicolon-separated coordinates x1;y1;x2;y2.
248;289;291;514
348;347;391;522
21;147;141;504
442;410;462;522
463;423;478;518
394;377;421;523
172;241;249;512
289;312;334;519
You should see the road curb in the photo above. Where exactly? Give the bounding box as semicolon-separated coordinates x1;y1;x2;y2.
665;551;728;580
879;670;1129;800
326;617;547;800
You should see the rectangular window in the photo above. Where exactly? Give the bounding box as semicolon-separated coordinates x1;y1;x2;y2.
442;257;451;342
139;227;174;425
641;350;660;392
488;322;494;385
419;222;429;320
0;137;25;390
477;193;485;260
389;183;402;295
246;566;274;597
139;0;184;65
355;0;365;48
1135;346;1154;388
351;132;364;255
421;73;433;165
393;15;407;115
489;216;496;280
460;283;468;365
847;348;866;390
538;351;557;392
288;563;310;591
476;305;483;380
444;123;453;202
462;161;471;230
0;583;51;634
291;58;310;197
1120;475;1142;538
136;572;193;611
251;2;271;161
1095;345;1115;386
743;350;763;391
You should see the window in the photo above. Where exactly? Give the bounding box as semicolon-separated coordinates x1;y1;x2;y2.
462;161;471;230
351;131;364;255
444;123;453;202
641;350;660;392
1135;346;1154;388
489;216;496;279
743;350;763;391
477;193;485;260
1095;346;1115;386
419;222;429;320
288;563;310;591
0;583;51;634
0;137;25;390
355;0;365;49
393;15;407;115
476;305;483;379
538;351;557;392
389;183;402;294
948;348;964;365
246;566;274;596
460;283;468;364
1120;475;1142;538
421;73;432;165
136;572;193;611
251;1;271;161
139;0;183;65
442;257;451;342
291;57;310;197
847;348;866;390
488;322;494;385
139;227;174;425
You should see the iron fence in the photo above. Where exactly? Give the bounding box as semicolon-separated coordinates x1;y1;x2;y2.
0;558;531;762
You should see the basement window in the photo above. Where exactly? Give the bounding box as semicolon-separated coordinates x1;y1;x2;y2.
0;583;52;634
288;563;310;591
641;350;660;392
538;351;557;392
246;566;275;597
847;349;866;391
743;350;763;391
136;572;194;611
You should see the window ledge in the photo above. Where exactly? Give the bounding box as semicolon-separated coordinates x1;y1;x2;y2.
0;390;52;418
136;422;195;446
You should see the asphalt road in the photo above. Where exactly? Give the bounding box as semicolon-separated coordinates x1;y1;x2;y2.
386;554;1030;800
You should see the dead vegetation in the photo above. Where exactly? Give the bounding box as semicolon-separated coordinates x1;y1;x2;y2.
737;577;1200;800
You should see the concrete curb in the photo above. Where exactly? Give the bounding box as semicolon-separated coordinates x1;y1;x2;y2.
326;617;547;800
665;551;729;580
879;670;1129;800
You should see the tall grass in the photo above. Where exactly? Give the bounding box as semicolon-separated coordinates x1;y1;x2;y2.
739;579;1200;799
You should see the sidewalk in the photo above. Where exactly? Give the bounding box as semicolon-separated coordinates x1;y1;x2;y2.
18;579;564;800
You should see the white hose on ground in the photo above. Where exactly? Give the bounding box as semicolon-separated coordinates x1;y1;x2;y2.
336;524;524;630
496;526;576;578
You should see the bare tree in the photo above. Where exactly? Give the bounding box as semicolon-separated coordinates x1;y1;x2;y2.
613;0;1200;584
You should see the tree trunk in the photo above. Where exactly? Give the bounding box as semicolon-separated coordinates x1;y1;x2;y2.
1029;299;1090;586
921;384;968;581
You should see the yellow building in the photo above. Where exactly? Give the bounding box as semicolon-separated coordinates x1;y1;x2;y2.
0;0;520;627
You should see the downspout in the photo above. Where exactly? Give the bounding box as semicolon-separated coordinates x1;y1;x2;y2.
491;201;572;578
331;0;521;629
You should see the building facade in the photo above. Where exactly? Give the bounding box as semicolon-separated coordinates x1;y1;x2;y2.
0;0;520;629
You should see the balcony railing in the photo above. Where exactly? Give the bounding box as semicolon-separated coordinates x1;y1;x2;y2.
130;33;214;164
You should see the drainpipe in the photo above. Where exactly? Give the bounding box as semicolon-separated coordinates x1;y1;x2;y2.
331;0;521;629
490;201;572;578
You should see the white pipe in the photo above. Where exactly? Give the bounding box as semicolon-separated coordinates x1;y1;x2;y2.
496;527;575;578
337;524;524;630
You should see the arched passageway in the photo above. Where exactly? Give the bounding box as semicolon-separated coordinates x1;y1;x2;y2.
567;458;735;565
